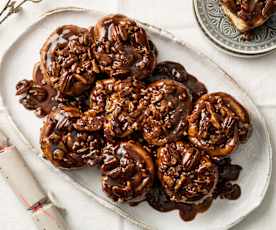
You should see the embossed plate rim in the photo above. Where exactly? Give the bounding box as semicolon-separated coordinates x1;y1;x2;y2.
193;3;274;58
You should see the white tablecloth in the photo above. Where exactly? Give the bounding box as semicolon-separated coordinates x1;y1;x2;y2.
0;1;275;230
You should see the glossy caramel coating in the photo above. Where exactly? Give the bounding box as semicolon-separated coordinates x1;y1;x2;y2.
188;92;251;157
94;14;156;80
141;79;193;146
101;141;155;202
90;79;146;140
40;107;103;169
157;142;218;204
40;25;97;96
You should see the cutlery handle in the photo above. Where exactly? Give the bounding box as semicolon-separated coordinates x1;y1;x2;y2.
0;145;69;230
0;146;46;209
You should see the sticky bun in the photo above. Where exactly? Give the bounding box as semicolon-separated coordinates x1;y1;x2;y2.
94;14;156;80
90;79;146;139
157;142;218;204
220;0;276;35
146;61;207;102
188;92;251;157
40;107;103;168
40;25;97;96
101;141;155;202
141;79;193;146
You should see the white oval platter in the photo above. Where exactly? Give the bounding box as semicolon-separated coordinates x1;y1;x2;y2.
0;7;272;230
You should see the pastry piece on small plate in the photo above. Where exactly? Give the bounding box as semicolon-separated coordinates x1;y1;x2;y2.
220;0;276;33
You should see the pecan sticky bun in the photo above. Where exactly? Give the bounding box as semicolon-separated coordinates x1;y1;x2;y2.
188;92;251;157
89;79;146;140
40;107;103;169
141;79;193;146
157;142;218;204
146;61;207;102
94;14;156;80
101;141;155;202
40;25;98;96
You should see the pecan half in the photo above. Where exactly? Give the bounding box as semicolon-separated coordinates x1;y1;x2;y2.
16;77;53;118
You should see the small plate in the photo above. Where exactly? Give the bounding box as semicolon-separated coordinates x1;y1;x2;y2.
193;0;276;56
0;7;272;230
193;3;273;58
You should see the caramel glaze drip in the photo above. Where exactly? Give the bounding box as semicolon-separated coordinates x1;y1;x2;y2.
213;157;242;200
32;63;57;115
132;157;241;222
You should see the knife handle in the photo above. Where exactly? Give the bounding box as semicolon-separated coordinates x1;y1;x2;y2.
0;146;69;230
0;146;46;209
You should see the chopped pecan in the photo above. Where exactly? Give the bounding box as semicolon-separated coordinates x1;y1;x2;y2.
89;79;147;140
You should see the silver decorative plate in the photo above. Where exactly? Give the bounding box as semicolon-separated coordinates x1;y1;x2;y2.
193;3;273;58
0;7;272;230
194;0;276;55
